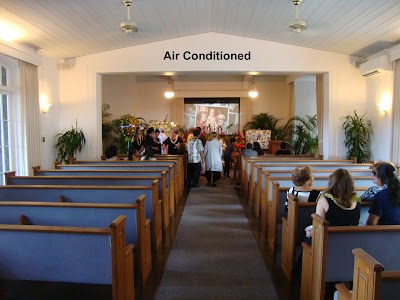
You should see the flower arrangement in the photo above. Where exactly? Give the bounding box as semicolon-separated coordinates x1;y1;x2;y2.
117;114;145;142
148;120;178;135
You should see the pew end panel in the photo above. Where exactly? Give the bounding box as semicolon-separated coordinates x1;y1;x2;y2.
300;242;313;300
0;215;132;300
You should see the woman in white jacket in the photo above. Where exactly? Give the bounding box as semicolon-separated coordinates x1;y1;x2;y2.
204;132;223;187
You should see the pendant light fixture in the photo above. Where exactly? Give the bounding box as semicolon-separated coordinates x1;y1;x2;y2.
248;76;258;98
164;77;175;99
289;0;306;33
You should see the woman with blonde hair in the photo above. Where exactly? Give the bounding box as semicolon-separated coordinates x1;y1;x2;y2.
285;166;321;212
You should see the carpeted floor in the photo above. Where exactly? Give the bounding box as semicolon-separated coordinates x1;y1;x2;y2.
155;176;279;300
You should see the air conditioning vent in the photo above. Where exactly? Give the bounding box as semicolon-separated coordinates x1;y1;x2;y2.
363;70;381;77
359;55;392;77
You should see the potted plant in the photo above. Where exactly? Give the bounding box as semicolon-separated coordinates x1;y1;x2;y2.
55;120;86;164
290;115;319;155
342;110;372;163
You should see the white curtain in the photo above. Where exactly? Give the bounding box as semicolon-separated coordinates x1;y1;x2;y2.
391;60;400;165
170;97;184;127
20;61;40;175
288;82;295;119
239;97;252;134
316;74;324;156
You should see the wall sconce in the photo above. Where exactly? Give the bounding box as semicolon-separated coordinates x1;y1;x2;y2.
377;92;392;112
164;77;174;99
248;76;258;98
39;94;51;113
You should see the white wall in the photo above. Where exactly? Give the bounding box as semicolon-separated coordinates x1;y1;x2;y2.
39;56;61;169
365;72;394;161
294;76;316;117
58;32;366;160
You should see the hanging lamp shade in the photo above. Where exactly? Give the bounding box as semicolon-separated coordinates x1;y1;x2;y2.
248;78;258;98
164;77;174;98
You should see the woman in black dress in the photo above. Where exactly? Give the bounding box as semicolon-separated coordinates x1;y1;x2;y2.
162;129;183;155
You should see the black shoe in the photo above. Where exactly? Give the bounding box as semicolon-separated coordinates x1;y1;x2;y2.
211;183;216;187
191;184;200;188
207;181;211;186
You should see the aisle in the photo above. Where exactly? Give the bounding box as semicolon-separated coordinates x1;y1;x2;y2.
155;176;279;299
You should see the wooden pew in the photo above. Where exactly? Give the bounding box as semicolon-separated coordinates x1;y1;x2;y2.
0;215;133;300
54;161;182;206
336;248;400;300
32;166;176;218
5;171;170;231
300;214;400;300
255;167;372;218
241;157;352;197
267;178;370;253
256;168;372;236
251;162;372;208
0;196;151;286
280;194;372;283
0;184;162;252
99;153;186;189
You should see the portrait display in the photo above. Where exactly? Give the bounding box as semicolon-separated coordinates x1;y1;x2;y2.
245;129;271;149
184;98;240;134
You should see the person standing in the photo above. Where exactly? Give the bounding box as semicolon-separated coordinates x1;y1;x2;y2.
223;137;236;178
186;130;205;188
204;132;223;187
158;129;168;154
162;128;183;155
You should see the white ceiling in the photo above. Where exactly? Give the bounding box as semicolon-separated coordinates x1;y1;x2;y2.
1;0;400;60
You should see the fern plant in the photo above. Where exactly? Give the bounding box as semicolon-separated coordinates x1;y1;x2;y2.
55;121;86;164
342;110;372;163
290;115;319;155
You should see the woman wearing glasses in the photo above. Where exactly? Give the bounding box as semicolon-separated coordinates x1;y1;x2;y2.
367;162;400;225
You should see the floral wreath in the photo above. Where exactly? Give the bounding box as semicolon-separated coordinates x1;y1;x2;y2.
118;114;143;142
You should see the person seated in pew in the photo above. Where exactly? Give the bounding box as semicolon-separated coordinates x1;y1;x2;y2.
367;162;400;225
305;168;361;239
360;161;387;200
104;145;118;161
275;141;291;155
241;143;258;158
305;168;361;299
285;166;321;212
252;141;263;156
140;145;157;161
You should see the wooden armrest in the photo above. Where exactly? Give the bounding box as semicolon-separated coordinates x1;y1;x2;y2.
335;283;352;300
382;271;400;280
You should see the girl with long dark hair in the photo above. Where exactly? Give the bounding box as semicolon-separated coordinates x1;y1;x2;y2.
367;162;400;225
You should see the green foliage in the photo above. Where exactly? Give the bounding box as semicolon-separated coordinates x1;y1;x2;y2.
244;112;292;140
290;115;319;155
342;110;372;163
102;104;114;149
55;123;86;164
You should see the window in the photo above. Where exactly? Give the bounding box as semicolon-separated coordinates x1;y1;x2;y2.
0;63;11;185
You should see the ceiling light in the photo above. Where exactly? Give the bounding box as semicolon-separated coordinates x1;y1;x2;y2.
121;0;138;34
0;21;23;42
289;0;306;33
248;77;258;99
164;77;174;99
